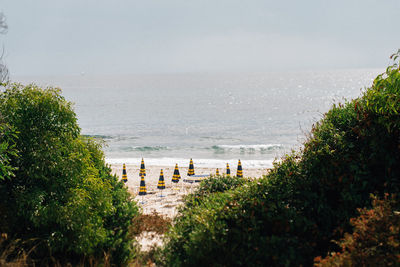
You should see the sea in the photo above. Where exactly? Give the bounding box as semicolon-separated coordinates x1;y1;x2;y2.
14;69;381;169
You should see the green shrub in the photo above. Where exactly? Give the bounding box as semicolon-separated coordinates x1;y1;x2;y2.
315;194;400;266
163;160;315;266
162;52;400;266
193;175;249;197
162;189;234;266
0;83;139;265
0;121;17;181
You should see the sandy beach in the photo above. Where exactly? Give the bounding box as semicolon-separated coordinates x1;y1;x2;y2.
110;163;267;217
110;163;267;250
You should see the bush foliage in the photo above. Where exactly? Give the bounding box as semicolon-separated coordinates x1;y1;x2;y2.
162;53;400;266
0;83;139;265
315;194;400;266
0;121;17;181
192;175;248;198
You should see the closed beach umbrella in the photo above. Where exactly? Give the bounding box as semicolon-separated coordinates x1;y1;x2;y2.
187;158;195;176
172;164;181;183
158;169;166;197
139;175;147;196
157;169;166;190
226;163;231;177
216;168;220;176
139;158;146;177
236;159;243;178
122;163;128;183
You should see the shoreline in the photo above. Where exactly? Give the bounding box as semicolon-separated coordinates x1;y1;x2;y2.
106;157;275;169
110;164;267;217
110;164;268;250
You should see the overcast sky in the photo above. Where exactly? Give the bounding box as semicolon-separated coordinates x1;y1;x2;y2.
1;0;399;75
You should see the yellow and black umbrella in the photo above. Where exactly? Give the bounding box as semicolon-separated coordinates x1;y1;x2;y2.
122;163;128;183
236;159;243;178
226;163;231;177
157;169;166;197
187;158;195;176
172;164;181;183
139;158;146;177
139;175;147;196
157;169;166;190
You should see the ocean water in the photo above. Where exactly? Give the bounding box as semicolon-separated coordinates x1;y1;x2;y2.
14;69;381;168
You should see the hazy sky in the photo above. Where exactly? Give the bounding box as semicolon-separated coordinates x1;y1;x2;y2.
1;0;399;75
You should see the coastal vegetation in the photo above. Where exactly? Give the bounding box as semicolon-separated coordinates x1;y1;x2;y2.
314;194;400;266
0;50;399;266
160;52;400;266
0;83;139;265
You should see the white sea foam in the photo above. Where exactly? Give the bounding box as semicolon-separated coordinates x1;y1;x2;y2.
106;157;275;169
215;144;283;150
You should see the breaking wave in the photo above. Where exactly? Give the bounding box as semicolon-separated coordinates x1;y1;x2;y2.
210;144;283;153
106;157;275;169
119;146;169;152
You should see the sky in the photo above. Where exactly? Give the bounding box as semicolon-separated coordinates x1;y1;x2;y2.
0;0;399;76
